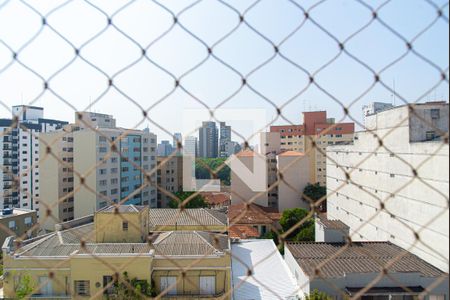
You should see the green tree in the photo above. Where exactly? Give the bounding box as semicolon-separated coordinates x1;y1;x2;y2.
195;158;231;186
279;208;315;241
15;274;35;299
168;192;208;209
303;183;327;211
112;272;155;299
305;289;333;300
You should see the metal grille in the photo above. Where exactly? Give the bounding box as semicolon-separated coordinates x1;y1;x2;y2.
0;0;448;299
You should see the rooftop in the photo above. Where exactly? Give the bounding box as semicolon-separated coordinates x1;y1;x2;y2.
229;203;281;225
200;192;231;206
232;240;300;300
286;242;444;278
278;150;305;157
8;223;228;258
317;214;349;230
229;225;260;239
97;205;147;214
0;208;35;219
153;231;229;256
149;208;228;229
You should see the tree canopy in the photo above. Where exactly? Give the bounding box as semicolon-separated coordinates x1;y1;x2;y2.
279;208;315;241
195;158;231;186
168;192;208;209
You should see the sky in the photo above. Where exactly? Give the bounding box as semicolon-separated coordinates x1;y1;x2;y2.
0;0;448;144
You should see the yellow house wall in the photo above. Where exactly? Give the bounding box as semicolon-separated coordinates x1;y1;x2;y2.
95;209;149;243
70;255;152;299
2;255;71;298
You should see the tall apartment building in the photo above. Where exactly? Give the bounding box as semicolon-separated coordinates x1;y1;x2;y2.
0;105;67;214
156;156;183;208
362;102;394;128
157;140;173;157
199;121;218;158
39;112;157;231
231;149;310;212
219;122;232;158
326;102;449;272
184;136;198;157
271;111;354;186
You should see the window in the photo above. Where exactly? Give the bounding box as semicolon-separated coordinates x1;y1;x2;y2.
160;277;177;295
122;221;128;231
75;280;90;296
38;276;53;295
24;217;33;225
99;147;107;153
199;276;216;295
8;220;16;229
100;169;107;175
99;136;107;142
426;131;436;141
431;108;440;119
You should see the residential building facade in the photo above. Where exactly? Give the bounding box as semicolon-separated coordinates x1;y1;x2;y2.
156;156;183;208
183;136;198;157
219;122;231;158
285;241;449;300
199;122;218;158
39;112;157;230
270;111;355;186
2;205;232;299
327;102;449;272
362;101;394;128
0;208;37;247
0;105;68;215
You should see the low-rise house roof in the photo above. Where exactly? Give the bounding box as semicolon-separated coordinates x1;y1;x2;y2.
153;231;229;256
286;242;443;278
229;203;280;225
229;225;260;239
149;208;227;230
317;214;349;230
201;192;231;206
97;205;146;214
232;240;301;300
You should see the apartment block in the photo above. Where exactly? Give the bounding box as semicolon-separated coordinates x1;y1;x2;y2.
219;122;231;158
156;156;183;208
271;111;355;186
326;102;449;272
39;112;157;231
199;121;219;158
0;208;37;246
0;105;68;215
231;149;310;212
2;205;232;299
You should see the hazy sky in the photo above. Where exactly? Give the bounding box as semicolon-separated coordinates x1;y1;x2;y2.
0;0;448;143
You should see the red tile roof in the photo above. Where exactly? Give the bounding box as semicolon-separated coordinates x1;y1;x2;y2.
229;203;280;225
229;225;260;239
201;192;231;206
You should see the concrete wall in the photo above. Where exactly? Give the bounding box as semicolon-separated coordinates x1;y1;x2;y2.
284;246;310;297
327;104;449;272
277;154;310;211
310;272;449;300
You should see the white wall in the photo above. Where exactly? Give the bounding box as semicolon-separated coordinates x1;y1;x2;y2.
284;246;310;297
327;104;449;272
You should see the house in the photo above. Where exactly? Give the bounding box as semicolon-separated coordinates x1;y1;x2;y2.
2;205;232;299
201;192;231;209
228;203;281;238
148;208;228;232
0;208;37;247
231;239;300;299
284;241;449;300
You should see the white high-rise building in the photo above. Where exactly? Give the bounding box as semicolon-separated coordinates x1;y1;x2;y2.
327;101;449;272
362;102;394;128
0;106;68;216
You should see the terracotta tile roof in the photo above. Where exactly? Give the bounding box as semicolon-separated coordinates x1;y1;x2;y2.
286;242;443;278
229;225;260;239
278;150;305;157
201;192;231;206
149;208;228;229
229;203;279;225
235;150;256;157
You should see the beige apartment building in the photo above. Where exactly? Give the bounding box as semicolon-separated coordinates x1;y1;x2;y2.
157;156;183;208
231;149;310;212
271;111;354;186
0;208;37;246
2;205;232;299
39;112;157;231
